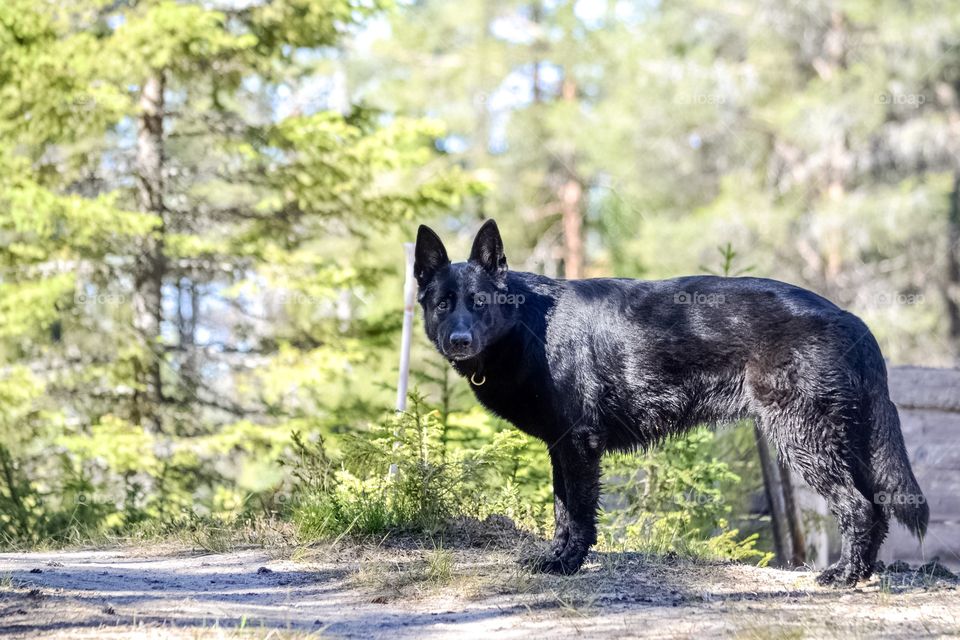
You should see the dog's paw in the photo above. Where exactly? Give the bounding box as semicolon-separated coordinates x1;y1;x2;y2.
518;553;548;570
529;556;581;575
815;563;859;588
518;542;565;569
520;552;583;575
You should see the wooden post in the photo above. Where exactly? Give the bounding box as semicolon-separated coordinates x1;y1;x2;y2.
754;424;789;565
390;242;416;478
778;458;807;567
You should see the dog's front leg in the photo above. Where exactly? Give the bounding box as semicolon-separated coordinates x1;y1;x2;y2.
526;433;601;575
548;448;571;556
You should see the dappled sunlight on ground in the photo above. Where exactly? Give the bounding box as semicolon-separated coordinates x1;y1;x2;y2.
0;540;958;639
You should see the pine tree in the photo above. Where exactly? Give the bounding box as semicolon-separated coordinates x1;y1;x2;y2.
0;0;472;540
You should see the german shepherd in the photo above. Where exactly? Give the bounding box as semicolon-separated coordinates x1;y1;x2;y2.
414;219;927;586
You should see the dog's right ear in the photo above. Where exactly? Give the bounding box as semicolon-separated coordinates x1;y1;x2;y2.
414;225;450;288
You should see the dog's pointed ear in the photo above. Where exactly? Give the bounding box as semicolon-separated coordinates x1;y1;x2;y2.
469;219;507;283
414;225;450;287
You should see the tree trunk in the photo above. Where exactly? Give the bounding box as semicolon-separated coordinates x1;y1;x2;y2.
560;175;584;279
472;0;493;222
531;1;543;105
559;77;584;280
132;72;166;432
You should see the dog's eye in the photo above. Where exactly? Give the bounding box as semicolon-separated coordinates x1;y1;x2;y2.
473;296;485;309
437;300;449;311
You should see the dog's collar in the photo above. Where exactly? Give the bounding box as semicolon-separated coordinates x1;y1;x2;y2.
452;354;487;386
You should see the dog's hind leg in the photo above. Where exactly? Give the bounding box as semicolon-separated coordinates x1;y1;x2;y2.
770;417;878;587
809;475;876;586
749;350;881;587
864;503;889;572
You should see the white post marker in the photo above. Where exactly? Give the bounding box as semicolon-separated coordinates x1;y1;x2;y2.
390;242;416;477
396;242;416;413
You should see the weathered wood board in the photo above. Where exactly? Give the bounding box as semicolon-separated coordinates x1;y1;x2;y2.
882;367;960;569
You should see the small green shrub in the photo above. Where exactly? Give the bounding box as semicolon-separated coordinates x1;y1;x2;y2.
287;392;539;542
288;393;770;564
600;428;773;565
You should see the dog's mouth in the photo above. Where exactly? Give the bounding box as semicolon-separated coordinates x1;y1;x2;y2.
442;345;480;362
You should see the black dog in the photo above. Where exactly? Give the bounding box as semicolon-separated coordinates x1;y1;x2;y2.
414;219;928;586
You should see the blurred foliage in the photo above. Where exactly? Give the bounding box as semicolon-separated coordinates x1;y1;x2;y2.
0;0;477;547
362;0;960;364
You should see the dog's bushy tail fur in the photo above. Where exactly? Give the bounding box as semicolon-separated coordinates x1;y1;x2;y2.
871;395;929;538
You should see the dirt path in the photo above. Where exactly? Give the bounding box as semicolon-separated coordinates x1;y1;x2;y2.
1;543;958;639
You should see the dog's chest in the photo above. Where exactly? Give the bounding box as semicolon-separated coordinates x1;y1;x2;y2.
469;376;557;441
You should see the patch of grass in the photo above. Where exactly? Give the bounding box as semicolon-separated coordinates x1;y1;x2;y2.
345;538;545;601
735;625;807;640
553;591;598;617
181;623;322;639
878;573;894;594
352;557;448;596
425;546;453;584
116;515;295;556
0;513;296;558
185;521;234;554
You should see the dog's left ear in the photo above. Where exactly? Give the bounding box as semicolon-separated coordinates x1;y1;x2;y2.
469;219;507;284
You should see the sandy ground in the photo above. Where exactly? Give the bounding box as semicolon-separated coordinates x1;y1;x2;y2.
0;540;958;639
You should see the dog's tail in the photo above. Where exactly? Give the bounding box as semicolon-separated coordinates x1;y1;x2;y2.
870;395;929;539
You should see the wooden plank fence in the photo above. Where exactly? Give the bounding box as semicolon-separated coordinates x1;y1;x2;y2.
882;366;960;569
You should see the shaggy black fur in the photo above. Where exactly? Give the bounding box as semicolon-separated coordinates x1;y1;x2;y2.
414;219;929;587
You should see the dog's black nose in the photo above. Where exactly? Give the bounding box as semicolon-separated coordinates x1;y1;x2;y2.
450;331;472;348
